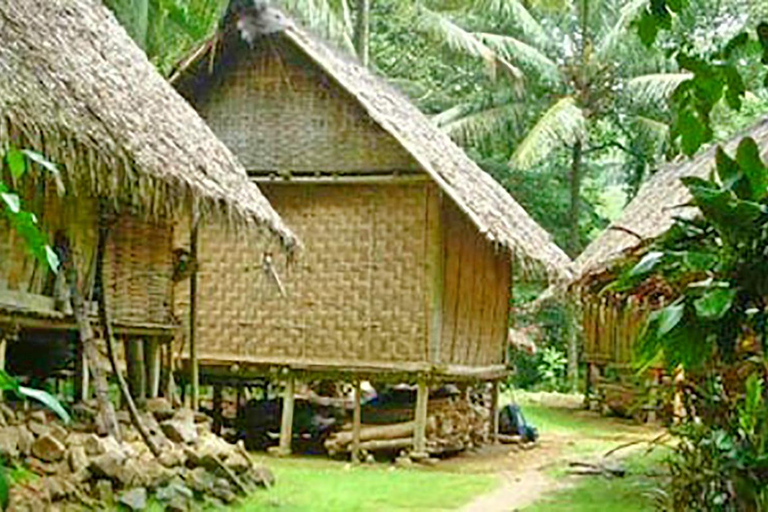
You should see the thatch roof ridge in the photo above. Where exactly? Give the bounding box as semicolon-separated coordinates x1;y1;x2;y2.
173;4;571;279
575;116;768;281
0;0;297;249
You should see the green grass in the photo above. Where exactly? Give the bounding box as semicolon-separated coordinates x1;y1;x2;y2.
235;457;497;512
524;448;669;512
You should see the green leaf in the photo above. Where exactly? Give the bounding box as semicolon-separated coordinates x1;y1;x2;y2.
635;10;659;47
658;302;685;336
5;149;26;179
21;150;65;195
630;251;664;276
17;386;71;424
693;287;736;320
676;107;708;156
722;65;745;111
735;138;768;201
0;371;19;394
0;193;20;214
44;246;60;273
715;147;744;194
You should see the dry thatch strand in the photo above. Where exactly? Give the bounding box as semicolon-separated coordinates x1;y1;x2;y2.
0;0;298;250
575;116;768;283
171;4;571;280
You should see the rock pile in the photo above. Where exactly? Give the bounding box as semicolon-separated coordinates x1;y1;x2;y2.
2;398;273;511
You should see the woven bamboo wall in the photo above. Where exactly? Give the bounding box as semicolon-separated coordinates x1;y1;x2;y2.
439;199;511;367
582;295;649;366
197;39;419;174
0;180;173;326
177;182;431;366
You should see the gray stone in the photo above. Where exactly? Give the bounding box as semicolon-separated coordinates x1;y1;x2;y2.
118;487;147;511
0;426;20;459
94;479;114;506
249;465;276;488
211;478;237;504
82;434;104;456
89;451;126;481
29;410;47;424
31;433;66;462
17;424;34;456
146;398;173;421
49;423;68;444
158;448;186;469
156;480;194;503
42;476;73;501
0;403;17;425
166;495;191;512
224;451;250;474
68;446;88;474
185;467;215;494
161;419;197;445
116;410;131;425
28;421;51;437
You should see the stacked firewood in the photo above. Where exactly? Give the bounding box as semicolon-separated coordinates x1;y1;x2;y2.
323;396;489;457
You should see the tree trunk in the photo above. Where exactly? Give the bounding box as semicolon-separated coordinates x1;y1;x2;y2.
57;233;120;440
569;139;583;258
95;211;161;457
354;0;370;67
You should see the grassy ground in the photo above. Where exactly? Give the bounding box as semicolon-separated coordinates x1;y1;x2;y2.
235;457;497;512
229;396;667;512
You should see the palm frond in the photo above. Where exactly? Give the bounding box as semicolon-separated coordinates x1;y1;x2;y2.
510;96;586;169
474;0;552;48
434;102;525;146
633;115;670;144
415;6;523;83
597;0;647;58
626;73;693;105
477;32;561;83
278;0;355;52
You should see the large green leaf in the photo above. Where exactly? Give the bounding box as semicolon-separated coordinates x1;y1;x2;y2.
735;138;768;202
657;302;685;336
5;149;26;180
693;287;737;320
18;387;71;424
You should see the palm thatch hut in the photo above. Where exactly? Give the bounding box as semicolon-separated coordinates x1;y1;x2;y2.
0;0;296;401
573;117;768;418
171;3;570;454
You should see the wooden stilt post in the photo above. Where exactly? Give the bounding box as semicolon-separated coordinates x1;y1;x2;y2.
0;334;7;402
146;338;161;399
213;384;223;435
352;380;362;463
585;362;594;409
125;338;146;409
413;377;429;459
490;380;500;444
74;337;89;403
236;384;244;425
189;219;199;412
277;373;295;456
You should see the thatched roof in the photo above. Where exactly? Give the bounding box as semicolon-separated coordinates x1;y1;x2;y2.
575;116;768;281
0;0;297;250
170;3;571;279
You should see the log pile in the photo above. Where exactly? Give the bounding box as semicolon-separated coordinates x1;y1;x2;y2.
324;396;490;458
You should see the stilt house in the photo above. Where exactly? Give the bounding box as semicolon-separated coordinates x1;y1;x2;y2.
171;4;570;387
0;0;296;396
573;117;768;417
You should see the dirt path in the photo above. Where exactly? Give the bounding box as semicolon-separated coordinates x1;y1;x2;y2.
442;400;663;512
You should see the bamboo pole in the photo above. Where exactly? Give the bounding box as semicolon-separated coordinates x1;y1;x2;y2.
278;374;295;456
213;384;223;435
189;218;199;412
146;338;161;399
490;380;499;444
352;380;362;463
58;232;120;439
125;339;146;408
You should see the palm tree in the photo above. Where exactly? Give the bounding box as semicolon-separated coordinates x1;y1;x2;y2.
417;0;691;257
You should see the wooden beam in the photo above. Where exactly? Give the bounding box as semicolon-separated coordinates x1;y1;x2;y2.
146;338;161;399
351;380;362;463
490;380;500;444
125;339;147;408
413;378;429;458
212;384;223;435
250;174;428;185
278;373;295;456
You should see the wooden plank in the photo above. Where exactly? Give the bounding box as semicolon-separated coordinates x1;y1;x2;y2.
455;218;476;365
440;203;462;364
473;240;496;366
352;380;362;463
425;185;444;364
251;174;429;185
189;218;199;412
489;251;511;366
